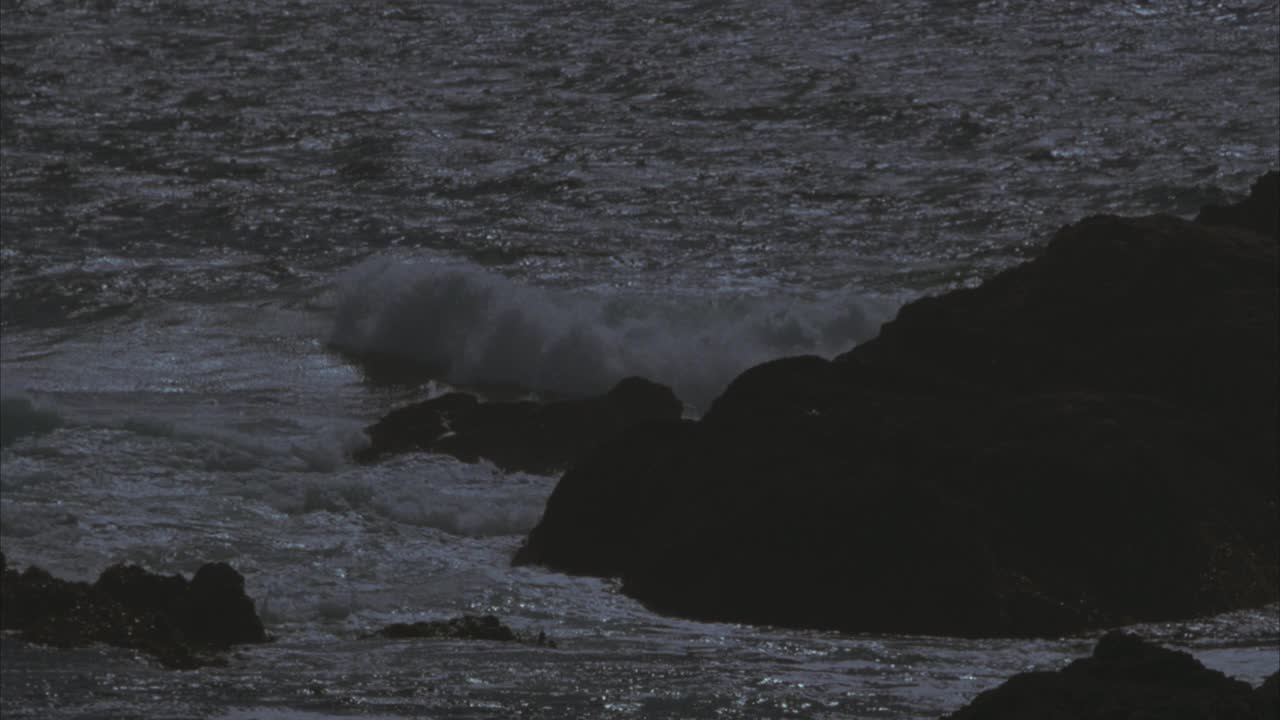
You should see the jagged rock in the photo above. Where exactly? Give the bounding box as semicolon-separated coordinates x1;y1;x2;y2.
0;556;267;668
946;632;1276;719
355;376;683;474
514;172;1279;637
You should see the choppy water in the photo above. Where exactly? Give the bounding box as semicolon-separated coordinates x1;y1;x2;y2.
2;0;1278;717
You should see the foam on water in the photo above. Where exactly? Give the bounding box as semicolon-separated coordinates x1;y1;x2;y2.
252;455;555;538
328;256;894;408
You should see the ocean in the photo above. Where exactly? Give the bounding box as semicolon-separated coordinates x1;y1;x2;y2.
1;0;1277;717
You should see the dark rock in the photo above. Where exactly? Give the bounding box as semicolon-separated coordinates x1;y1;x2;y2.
1196;171;1278;240
1256;672;1280;718
511;418;700;577
946;632;1274;719
377;614;516;642
186;562;268;648
1;558;267;668
355;376;684;474
515;172;1279;637
94;563;191;624
372;614;556;647
842;213;1278;433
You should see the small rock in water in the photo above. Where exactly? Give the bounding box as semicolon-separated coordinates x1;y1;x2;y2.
373;614;556;647
946;631;1277;719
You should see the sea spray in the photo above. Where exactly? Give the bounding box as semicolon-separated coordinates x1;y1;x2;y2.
328;256;894;408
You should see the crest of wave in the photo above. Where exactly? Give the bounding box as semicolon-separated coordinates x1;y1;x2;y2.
328;257;892;409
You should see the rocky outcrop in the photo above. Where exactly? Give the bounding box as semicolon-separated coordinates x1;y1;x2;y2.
355;376;683;474
946;632;1277;719
513;172;1279;637
0;553;268;668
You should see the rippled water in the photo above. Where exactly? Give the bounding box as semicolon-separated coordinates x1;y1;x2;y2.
2;0;1278;717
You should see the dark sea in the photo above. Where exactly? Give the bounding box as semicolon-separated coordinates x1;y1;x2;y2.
2;1;1278;717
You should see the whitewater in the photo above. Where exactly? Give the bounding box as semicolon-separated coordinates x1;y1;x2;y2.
3;0;1278;717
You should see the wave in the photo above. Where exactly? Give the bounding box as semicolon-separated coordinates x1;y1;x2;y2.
327;257;894;408
253;456;556;538
0;394;64;448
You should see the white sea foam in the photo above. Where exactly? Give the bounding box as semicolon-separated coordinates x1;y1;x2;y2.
368;483;548;537
328;257;893;408
252;455;556;538
115;411;369;475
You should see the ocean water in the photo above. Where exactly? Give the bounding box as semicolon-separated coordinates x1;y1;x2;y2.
1;0;1278;717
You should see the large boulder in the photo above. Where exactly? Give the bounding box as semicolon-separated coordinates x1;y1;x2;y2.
355;376;683;474
513;172;1279;637
0;555;267;668
946;632;1276;719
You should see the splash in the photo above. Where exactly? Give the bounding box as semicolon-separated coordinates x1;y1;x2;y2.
328;257;892;408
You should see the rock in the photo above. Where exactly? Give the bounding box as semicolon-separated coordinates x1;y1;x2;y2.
355;376;683;474
1256;672;1280;717
1196;171;1278;240
511;418;699;577
372;614;556;647
514;172;1279;637
1;558;267;668
946;632;1274;719
376;614;516;642
186;562;268;648
842;213;1278;431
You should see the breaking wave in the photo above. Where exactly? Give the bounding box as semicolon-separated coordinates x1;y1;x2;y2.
328;257;894;408
0;394;64;448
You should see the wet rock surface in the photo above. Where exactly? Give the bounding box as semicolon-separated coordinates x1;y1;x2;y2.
946;632;1278;719
514;173;1279;637
355;376;683;474
0;553;267;668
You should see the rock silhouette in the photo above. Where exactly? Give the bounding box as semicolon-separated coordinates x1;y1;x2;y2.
514;172;1279;637
1;554;268;668
356;376;683;474
946;631;1278;719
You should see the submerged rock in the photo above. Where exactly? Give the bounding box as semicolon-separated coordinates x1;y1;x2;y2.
372;614;556;647
355;376;683;474
514;172;1279;637
377;614;516;642
0;555;267;668
946;632;1276;719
